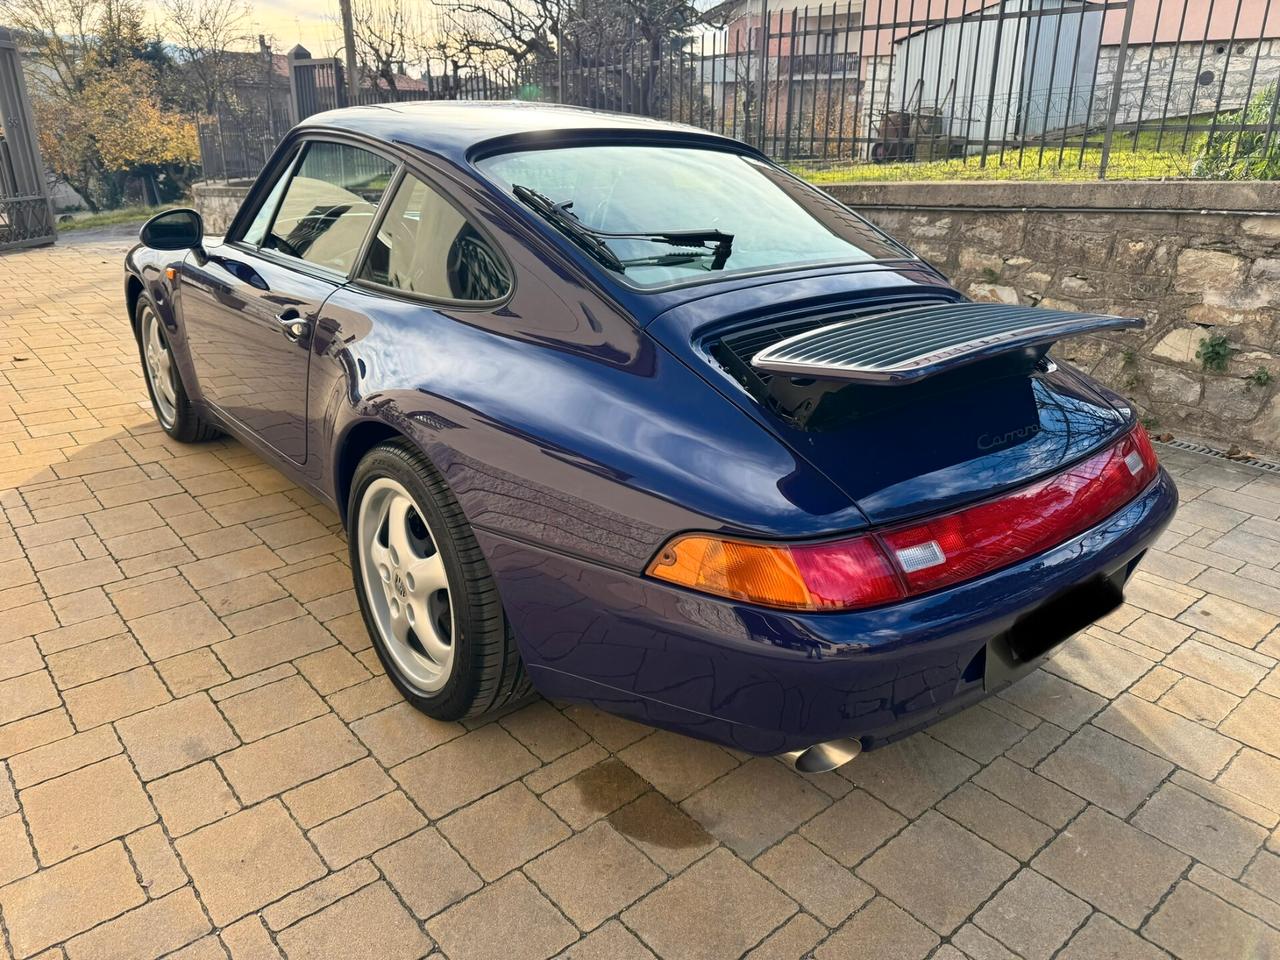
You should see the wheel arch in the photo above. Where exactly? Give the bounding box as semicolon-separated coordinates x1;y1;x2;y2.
333;419;411;527
125;273;146;334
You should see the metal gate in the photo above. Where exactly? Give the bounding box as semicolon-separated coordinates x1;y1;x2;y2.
0;27;54;250
287;45;348;123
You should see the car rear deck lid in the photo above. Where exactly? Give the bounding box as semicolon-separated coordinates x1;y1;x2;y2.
750;302;1143;385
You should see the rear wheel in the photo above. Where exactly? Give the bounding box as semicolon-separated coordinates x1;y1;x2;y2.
349;440;531;719
136;299;219;442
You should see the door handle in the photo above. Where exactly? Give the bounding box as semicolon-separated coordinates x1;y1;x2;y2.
276;309;310;342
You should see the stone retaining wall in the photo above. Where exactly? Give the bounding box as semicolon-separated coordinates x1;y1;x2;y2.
192;176;1280;457
192;181;255;234
828;180;1280;457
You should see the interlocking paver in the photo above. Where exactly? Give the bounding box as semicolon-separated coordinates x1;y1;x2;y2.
1145;879;1280;960
622;848;797;960
1219;689;1280;757
607;790;717;874
438;781;569;881
276;881;431;960
1034;807;1190;928
21;755;155;864
8;724;121;789
814;897;939;960
177;800;326;925
0;840;145;957
542;757;649;829
840;733;977;817
392;723;539;818
220;675;328;742
429;871;578;960
1093;692;1240;779
307;790;425;869
858;810;1017;935
753;834;873;927
1037;724;1174;817
680;758;830;859
1134;782;1268;876
217;713;364;805
526;820;666;929
373;827;483;921
63;886;210;960
3;236;1278;958
61;664;170;730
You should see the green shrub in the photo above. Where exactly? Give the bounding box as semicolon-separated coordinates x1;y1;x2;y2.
1246;366;1274;389
1196;334;1233;372
1193;85;1280;181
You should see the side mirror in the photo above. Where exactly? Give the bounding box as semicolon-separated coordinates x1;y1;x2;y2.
140;208;204;251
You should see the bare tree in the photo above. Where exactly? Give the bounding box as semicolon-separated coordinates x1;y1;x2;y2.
161;0;254;113
432;0;563;68
348;0;413;97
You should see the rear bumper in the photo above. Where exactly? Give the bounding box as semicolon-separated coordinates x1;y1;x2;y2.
479;468;1178;755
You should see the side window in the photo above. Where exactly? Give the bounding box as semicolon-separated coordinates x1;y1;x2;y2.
240;151;296;247
264;142;396;273
360;173;511;302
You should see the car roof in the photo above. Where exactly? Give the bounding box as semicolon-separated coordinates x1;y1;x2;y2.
299;100;750;164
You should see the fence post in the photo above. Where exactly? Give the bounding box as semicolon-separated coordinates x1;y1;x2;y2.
287;44;312;125
757;0;770;151
1098;0;1137;180
334;60;349;108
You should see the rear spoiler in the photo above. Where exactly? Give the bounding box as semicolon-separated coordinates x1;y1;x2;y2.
750;302;1143;386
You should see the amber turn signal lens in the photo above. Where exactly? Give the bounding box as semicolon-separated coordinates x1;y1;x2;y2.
646;533;904;612
165;267;178;281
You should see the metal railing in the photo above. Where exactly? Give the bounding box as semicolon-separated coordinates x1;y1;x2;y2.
0;26;55;250
196;0;1280;182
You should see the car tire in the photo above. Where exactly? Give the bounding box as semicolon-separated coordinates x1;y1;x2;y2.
135;298;220;443
348;439;532;720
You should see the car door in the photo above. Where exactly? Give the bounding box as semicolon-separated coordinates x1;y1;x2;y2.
179;139;397;464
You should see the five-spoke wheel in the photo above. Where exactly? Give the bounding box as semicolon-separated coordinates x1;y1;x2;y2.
356;477;454;693
348;441;531;718
141;307;178;429
134;298;219;443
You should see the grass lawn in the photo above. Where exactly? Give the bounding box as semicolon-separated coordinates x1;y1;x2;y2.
793;119;1211;183
57;205;177;233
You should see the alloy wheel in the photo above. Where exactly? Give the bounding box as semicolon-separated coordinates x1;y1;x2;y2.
141;307;178;428
356;477;455;693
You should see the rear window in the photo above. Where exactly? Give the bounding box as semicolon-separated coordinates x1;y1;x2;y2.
476;145;911;288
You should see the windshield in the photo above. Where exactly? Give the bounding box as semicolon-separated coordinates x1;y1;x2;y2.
476;145;912;287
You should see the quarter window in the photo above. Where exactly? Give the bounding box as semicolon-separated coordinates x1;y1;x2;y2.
263;141;395;273
360;174;511;302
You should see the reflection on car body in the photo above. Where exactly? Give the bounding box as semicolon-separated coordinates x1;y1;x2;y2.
123;102;1176;771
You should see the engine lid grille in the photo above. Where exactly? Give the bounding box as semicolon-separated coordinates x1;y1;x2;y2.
751;302;1142;385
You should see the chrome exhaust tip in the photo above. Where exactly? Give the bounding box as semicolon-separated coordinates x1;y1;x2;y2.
782;737;863;774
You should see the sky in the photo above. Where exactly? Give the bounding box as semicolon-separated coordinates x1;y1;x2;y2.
240;0;347;60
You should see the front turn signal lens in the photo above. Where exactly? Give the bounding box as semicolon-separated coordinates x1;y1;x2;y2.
646;532;904;611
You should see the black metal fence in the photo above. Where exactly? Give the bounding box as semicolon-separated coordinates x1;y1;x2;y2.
197;0;1280;182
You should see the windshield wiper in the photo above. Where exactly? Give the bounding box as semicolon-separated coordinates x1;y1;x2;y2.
511;184;733;272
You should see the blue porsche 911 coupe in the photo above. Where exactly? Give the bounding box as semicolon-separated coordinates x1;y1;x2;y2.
125;101;1176;772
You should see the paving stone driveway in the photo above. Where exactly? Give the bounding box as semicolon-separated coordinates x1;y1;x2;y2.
1;233;1280;960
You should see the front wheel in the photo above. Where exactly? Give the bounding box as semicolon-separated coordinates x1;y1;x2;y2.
135;299;219;443
348;440;531;719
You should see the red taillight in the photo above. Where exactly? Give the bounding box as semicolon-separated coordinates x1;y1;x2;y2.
880;425;1159;594
646;426;1158;612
